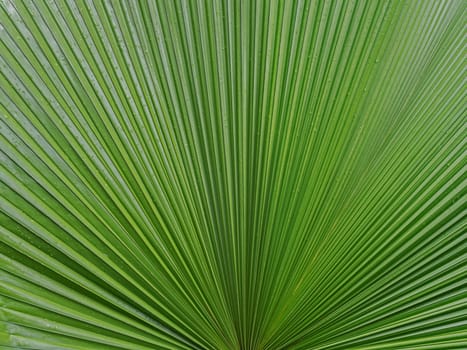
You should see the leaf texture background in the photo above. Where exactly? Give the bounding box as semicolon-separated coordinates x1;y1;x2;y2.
0;0;465;349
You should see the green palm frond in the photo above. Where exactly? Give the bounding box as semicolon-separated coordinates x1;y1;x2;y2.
0;0;465;349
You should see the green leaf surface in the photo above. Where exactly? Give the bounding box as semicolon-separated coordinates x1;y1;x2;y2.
0;0;465;349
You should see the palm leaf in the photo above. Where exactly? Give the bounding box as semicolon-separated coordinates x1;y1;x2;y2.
0;0;465;349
